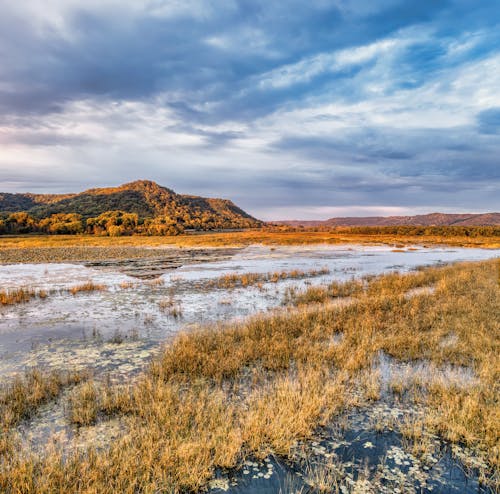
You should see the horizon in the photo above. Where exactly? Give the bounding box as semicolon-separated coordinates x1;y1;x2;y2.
2;179;499;222
1;1;499;220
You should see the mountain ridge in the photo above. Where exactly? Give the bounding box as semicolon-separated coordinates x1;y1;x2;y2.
275;212;500;227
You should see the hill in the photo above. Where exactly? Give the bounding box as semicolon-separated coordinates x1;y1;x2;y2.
0;180;261;235
276;212;500;227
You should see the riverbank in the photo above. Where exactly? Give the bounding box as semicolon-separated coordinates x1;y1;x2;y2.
1;230;499;262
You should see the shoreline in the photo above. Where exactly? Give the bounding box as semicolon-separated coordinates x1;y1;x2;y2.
1;235;500;265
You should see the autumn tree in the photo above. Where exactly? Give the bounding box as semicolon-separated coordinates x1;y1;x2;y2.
39;214;83;234
86;210;139;236
4;212;37;234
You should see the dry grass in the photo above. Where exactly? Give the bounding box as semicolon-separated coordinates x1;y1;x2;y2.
146;277;164;287
241;370;349;458
119;281;137;289
285;267;442;307
358;368;381;401
0;287;48;305
158;297;175;311
0;281;107;307
67;381;100;426
284;278;364;305
0;431;16;458
69;281;107;295
0;229;499;252
0;259;498;492
205;268;330;289
302;458;344;493
0;369;88;429
158;297;183;317
400;416;436;460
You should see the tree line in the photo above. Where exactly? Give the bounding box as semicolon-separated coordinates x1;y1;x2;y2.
2;212;499;237
0;210;256;236
265;224;500;237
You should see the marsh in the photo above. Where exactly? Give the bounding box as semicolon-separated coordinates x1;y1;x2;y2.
1;244;499;493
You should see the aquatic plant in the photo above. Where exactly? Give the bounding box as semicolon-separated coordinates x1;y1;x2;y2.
0;287;43;305
205;267;330;290
69;282;107;295
0;259;498;492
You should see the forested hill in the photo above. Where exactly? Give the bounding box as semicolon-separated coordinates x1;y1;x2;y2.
276;212;500;227
0;180;261;235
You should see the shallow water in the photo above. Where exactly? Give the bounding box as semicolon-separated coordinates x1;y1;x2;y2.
1;243;498;492
208;352;493;494
1;244;499;380
211;403;492;494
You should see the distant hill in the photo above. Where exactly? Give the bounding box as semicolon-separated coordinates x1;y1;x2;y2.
0;180;261;234
276;212;500;227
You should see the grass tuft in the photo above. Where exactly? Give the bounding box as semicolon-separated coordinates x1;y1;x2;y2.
69;282;107;295
0;259;498;492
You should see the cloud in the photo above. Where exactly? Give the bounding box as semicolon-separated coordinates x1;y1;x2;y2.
0;0;499;218
477;108;500;134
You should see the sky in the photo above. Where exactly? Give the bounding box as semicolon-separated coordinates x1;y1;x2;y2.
0;1;499;220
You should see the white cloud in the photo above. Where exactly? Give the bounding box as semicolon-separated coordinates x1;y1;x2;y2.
0;4;498;215
264;205;411;220
257;35;412;90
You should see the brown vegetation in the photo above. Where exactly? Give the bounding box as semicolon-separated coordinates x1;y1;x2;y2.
206;268;330;289
159;297;183;318
67;382;99;426
0;287;42;305
0;369;88;429
68;282;107;295
1;227;499;256
0;259;498;492
0;282;107;306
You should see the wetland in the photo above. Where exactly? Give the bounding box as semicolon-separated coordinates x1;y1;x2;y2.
0;241;499;493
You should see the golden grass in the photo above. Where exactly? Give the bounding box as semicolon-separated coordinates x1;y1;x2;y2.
0;282;106;306
0;431;15;458
1;229;499;251
206;268;329;289
302;458;343;493
0;287;47;305
119;281;137;289
0;259;498;492
68;282;107;295
285;267;443;308
241;370;349;458
158;297;183;318
68;382;99;426
0;369;88;429
146;277;164;287
284;278;364;305
158;297;175;310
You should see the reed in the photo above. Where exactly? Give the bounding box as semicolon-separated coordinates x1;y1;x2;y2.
0;287;45;305
0;259;498;492
69;281;107;295
205;267;330;290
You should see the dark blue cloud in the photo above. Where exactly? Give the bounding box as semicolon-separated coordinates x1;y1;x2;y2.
2;0;497;120
0;0;499;216
477;108;500;134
